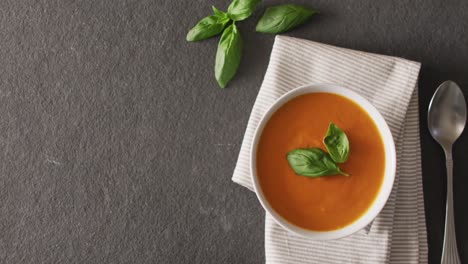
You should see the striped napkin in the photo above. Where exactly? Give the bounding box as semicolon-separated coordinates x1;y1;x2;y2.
232;36;428;263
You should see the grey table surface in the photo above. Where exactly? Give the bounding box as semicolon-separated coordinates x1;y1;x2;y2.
1;0;467;263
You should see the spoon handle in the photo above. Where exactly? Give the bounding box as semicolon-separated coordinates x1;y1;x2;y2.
441;153;460;264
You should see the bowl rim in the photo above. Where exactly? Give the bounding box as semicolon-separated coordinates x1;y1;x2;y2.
250;83;396;240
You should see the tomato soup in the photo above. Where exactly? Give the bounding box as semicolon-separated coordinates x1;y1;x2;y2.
257;93;386;231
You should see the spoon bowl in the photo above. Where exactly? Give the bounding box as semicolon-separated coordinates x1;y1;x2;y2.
428;81;466;149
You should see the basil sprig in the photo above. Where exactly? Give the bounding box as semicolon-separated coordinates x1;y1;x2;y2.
287;123;350;177
287;148;349;177
227;0;261;21
324;123;350;163
186;6;231;42
187;2;318;88
256;4;317;34
215;24;242;88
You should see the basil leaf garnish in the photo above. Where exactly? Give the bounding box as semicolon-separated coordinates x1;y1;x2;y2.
227;0;261;21
215;23;242;88
287;148;349;177
256;4;317;34
186;6;230;42
324;123;350;163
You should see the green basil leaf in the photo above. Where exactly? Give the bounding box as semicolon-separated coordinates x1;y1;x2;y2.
215;23;242;88
256;4;318;34
186;8;230;42
324;123;350;163
227;0;261;21
287;148;349;177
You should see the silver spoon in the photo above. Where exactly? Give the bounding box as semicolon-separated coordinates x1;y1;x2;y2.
428;80;466;264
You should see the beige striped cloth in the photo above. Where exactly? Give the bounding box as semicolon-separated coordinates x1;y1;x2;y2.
232;36;428;263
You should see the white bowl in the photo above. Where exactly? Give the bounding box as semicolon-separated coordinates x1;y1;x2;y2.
250;83;396;240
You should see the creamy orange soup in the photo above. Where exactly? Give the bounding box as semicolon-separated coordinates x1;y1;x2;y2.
257;93;385;231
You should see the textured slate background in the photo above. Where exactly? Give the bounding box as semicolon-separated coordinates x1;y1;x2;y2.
0;0;467;263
